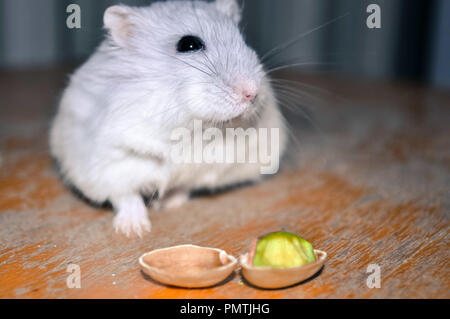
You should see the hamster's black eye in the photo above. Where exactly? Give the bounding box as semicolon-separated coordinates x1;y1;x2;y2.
177;35;205;53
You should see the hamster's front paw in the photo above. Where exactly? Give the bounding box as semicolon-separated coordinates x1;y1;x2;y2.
113;211;151;238
112;195;152;238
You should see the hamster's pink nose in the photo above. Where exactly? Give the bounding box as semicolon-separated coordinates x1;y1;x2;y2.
243;90;256;101
236;82;258;103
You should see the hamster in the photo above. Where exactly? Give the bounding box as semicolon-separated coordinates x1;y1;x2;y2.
50;0;287;237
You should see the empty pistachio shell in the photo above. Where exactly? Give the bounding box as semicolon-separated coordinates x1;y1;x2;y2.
241;249;327;289
139;245;238;288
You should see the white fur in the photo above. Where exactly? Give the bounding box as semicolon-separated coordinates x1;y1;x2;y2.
50;0;287;237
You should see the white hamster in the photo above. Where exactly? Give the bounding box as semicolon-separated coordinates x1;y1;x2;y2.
50;0;287;237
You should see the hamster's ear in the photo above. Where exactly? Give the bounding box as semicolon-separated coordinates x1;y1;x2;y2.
104;5;134;47
215;0;242;24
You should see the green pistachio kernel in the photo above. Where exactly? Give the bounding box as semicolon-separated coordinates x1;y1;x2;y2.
253;232;316;269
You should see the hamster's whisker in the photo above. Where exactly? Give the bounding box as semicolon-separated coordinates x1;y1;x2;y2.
266;61;338;74
214;93;236;107
271;83;326;106
269;78;347;104
192;79;234;102
270;78;329;94
197;54;219;78
189;1;220;77
201;51;219;76
275;97;324;150
274;90;317;125
152;47;216;79
271;84;324;121
175;56;215;78
173;55;217;79
260;13;350;64
271;88;328;128
263;52;349;70
250;105;265;123
275;97;315;127
212;84;234;100
201;58;218;76
274;100;305;150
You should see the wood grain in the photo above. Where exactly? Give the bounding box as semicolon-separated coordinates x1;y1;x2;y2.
0;68;448;299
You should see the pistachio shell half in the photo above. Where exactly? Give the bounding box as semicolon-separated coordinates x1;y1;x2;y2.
139;245;238;288
240;249;327;289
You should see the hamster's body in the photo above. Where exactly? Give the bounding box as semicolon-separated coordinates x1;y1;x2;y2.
50;0;287;237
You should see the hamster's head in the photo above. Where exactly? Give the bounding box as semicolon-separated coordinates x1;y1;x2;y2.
104;0;268;123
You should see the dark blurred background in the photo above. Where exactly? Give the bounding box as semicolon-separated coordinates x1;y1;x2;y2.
0;0;449;88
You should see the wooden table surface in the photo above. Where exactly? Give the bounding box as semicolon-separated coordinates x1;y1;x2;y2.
0;67;449;299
